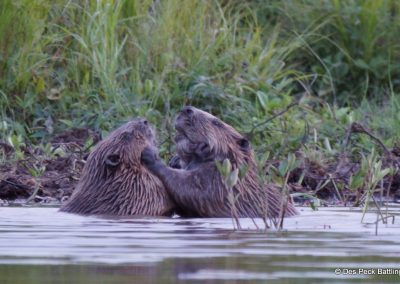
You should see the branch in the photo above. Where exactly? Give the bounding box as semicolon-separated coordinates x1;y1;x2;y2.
247;102;298;138
347;122;391;156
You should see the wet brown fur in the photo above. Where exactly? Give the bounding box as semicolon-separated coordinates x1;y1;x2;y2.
141;107;297;218
60;119;175;216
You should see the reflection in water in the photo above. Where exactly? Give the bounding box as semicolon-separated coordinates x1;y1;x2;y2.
0;207;399;283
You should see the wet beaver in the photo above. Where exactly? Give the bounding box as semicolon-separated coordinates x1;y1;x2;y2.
141;106;297;219
60;118;175;216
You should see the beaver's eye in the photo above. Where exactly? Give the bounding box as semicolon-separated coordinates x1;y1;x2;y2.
142;119;148;125
212;119;223;127
237;138;250;150
105;154;120;167
182;106;193;115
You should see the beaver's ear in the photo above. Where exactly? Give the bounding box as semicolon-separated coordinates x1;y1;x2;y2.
105;154;120;167
237;138;250;151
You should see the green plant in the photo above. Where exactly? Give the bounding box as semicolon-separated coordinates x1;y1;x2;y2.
349;148;391;222
249;0;400;103
275;153;299;229
216;158;242;230
0;0;310;147
7;134;25;160
26;163;46;204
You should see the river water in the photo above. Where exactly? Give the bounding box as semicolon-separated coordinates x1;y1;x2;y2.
0;206;399;283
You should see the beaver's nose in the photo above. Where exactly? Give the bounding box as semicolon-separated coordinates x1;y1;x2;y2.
181;106;194;115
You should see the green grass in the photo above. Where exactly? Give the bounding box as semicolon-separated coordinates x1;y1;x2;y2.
0;1;304;144
0;0;399;165
253;0;400;104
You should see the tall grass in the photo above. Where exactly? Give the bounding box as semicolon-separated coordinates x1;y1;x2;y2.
252;0;400;104
0;0;49;116
0;0;399;157
0;0;306;146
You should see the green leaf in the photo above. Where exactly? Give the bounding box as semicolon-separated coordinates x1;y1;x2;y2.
215;159;231;178
354;59;370;70
222;159;231;177
323;137;332;152
35;77;46;93
278;160;288;177
59;119;74;128
226;168;239;188
256;91;268;110
144;79;153;94
349;173;364;190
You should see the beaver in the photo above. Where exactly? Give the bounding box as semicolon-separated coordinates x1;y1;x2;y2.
141;106;297;219
60;118;175;216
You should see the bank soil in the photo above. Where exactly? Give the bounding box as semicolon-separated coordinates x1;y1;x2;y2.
1;123;399;206
0;128;100;205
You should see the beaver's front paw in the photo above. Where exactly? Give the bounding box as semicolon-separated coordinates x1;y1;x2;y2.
168;155;182;169
141;146;158;167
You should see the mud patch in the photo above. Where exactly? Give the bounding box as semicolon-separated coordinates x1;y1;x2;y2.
285;123;400;205
0;128;100;205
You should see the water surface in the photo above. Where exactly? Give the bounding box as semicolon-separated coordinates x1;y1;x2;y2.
0;206;399;283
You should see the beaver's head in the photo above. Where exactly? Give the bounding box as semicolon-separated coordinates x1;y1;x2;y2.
61;118;175;216
174;106;251;163
87;118;157;176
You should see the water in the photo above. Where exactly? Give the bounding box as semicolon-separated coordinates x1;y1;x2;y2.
0;206;399;284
